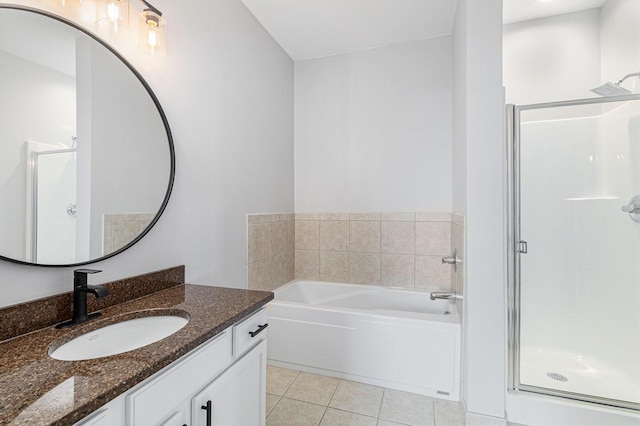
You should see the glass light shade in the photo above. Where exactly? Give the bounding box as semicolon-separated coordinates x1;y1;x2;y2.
96;0;129;33
138;10;166;56
61;0;83;7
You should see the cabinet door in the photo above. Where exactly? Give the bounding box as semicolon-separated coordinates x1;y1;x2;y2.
192;340;266;426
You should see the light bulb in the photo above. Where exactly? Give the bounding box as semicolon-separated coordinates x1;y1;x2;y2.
138;10;166;55
96;0;129;34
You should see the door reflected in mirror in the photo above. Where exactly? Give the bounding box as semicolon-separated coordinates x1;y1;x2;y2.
0;6;174;266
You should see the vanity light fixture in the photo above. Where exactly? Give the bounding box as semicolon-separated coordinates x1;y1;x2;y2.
61;0;83;7
96;0;129;34
138;0;166;56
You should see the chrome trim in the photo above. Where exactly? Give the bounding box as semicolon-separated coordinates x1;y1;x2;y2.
517;93;640;110
507;104;524;393
506;98;640;411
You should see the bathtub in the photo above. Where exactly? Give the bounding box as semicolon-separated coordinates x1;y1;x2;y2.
267;280;461;401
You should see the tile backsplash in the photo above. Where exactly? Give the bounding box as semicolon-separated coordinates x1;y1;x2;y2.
247;214;295;291
103;213;155;255
247;212;464;293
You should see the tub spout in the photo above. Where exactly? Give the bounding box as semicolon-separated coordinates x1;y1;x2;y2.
430;292;463;302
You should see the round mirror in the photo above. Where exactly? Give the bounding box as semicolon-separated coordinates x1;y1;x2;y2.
0;6;175;267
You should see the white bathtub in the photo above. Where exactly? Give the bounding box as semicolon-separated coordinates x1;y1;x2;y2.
267;280;461;400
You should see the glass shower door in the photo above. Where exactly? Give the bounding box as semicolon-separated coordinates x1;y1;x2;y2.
510;97;640;410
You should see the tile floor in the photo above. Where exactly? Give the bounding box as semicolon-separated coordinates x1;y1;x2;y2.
266;366;466;426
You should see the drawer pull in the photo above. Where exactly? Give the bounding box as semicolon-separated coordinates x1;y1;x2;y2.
201;400;212;426
248;323;268;337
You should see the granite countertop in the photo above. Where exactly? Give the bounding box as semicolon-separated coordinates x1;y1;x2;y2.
0;283;273;426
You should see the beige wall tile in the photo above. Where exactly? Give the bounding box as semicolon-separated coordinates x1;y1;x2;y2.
286;220;295;251
296;212;320;220
349;253;380;285
248;258;273;291
320;251;350;283
381;221;415;254
381;254;415;287
113;221;141;249
248;214;273;224
350;221;380;253
286;251;296;283
416;212;452;222
381;212;415;221
415;222;451;255
295;220;319;250
272;221;289;256
103;223;113;255
248;223;272;263
320;212;350;220
451;213;465;227
272;254;289;289
278;213;295;222
415;255;451;291
320;220;349;251
295;250;320;280
350;212;381;221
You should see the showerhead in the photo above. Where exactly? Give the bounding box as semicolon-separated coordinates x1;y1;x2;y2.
591;82;631;97
591;72;640;97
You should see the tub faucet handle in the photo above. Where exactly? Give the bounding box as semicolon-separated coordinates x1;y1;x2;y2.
430;291;463;302
441;249;460;272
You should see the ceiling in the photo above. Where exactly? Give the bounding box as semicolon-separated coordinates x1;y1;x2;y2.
503;0;608;25
240;0;458;62
241;0;609;62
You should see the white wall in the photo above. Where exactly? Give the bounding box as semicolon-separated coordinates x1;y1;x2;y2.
0;51;76;261
294;37;452;212
601;0;640;93
504;9;601;105
83;38;170;258
0;0;294;307
454;0;506;420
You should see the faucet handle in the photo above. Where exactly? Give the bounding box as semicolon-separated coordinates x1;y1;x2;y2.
73;269;102;288
74;269;102;275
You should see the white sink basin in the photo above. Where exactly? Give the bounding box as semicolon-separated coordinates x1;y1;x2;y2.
49;315;189;361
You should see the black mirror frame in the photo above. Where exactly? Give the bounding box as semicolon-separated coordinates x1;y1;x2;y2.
0;4;175;268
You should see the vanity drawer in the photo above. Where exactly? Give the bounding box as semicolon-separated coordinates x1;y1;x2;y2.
233;308;268;357
127;330;232;425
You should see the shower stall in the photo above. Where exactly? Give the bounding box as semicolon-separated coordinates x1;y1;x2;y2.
507;94;640;412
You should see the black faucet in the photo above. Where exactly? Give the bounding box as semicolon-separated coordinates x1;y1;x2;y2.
56;269;109;329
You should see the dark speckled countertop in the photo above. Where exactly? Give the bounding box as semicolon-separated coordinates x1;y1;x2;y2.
0;282;273;426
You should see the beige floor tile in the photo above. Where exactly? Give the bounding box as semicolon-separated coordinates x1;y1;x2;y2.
329;380;384;417
267;397;326;426
285;372;340;405
266;393;281;417
434;399;465;426
320;407;378;425
379;389;435;426
377;420;411;426
267;366;300;396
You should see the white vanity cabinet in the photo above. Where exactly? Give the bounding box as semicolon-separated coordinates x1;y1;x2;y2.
75;308;268;426
192;340;266;426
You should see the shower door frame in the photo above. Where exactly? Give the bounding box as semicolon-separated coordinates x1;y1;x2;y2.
507;93;640;412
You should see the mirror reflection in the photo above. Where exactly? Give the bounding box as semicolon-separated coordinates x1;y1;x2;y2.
0;7;173;266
